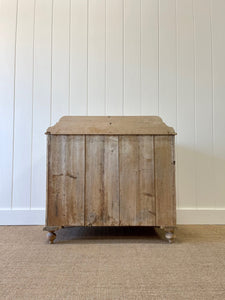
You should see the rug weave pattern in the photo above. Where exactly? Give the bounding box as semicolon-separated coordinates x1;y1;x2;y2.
0;225;225;300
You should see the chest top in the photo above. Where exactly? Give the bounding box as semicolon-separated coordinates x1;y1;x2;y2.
46;116;176;135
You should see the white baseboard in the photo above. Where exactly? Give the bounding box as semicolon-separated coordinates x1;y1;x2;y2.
0;208;225;225
0;209;45;225
177;208;225;224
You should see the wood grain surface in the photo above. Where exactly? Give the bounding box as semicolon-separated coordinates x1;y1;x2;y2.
46;116;176;135
119;136;155;226
47;135;85;226
85;136;119;226
154;136;176;226
46;133;176;227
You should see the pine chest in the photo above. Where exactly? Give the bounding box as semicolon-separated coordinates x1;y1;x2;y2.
44;116;176;243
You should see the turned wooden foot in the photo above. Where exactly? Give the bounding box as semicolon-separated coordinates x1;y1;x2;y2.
43;226;61;244
47;231;56;244
163;227;176;243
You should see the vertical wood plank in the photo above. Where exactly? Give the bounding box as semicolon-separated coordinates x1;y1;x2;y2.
124;0;141;115
119;136;155;226
88;0;106;115
194;0;214;208
211;0;225;208
103;136;120;225
0;0;17;208
85;136;119;225
141;0;158;115
176;0;195;208
136;136;155;225
12;0;35;209
119;136;138;225
51;0;70;124
155;136;176;226
85;136;104;225
47;135;85;226
31;0;52;209
47;135;65;225
106;0;123;115
70;0;88;115
159;0;177;129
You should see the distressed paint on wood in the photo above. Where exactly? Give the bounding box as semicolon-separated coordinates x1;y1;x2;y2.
85;135;119;226
119;136;155;226
47;135;85;226
154;136;176;226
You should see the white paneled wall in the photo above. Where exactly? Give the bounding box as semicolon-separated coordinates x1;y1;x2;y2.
0;0;225;225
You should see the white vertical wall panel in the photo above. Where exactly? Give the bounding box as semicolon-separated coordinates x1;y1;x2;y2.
88;0;106;115
106;0;123;115
141;0;158;115
0;0;17;208
158;0;178;209
158;0;177;129
70;0;88;115
31;0;52;209
176;0;195;208
51;0;70;124
194;0;214;208
1;0;225;223
124;0;141;115
211;0;225;208
12;0;35;209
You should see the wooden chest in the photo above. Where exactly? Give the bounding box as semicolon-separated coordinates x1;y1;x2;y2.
44;116;176;243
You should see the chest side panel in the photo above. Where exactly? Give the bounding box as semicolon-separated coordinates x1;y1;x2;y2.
154;135;176;226
47;135;85;226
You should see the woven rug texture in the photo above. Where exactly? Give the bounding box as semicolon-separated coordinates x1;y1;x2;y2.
0;225;225;300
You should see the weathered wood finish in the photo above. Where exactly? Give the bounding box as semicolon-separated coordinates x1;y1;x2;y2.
46;116;176;135
136;136;155;225
119;136;139;225
85;136;119;226
155;136;176;226
47;134;175;227
47;135;85;226
45;116;176;243
119;136;155;225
